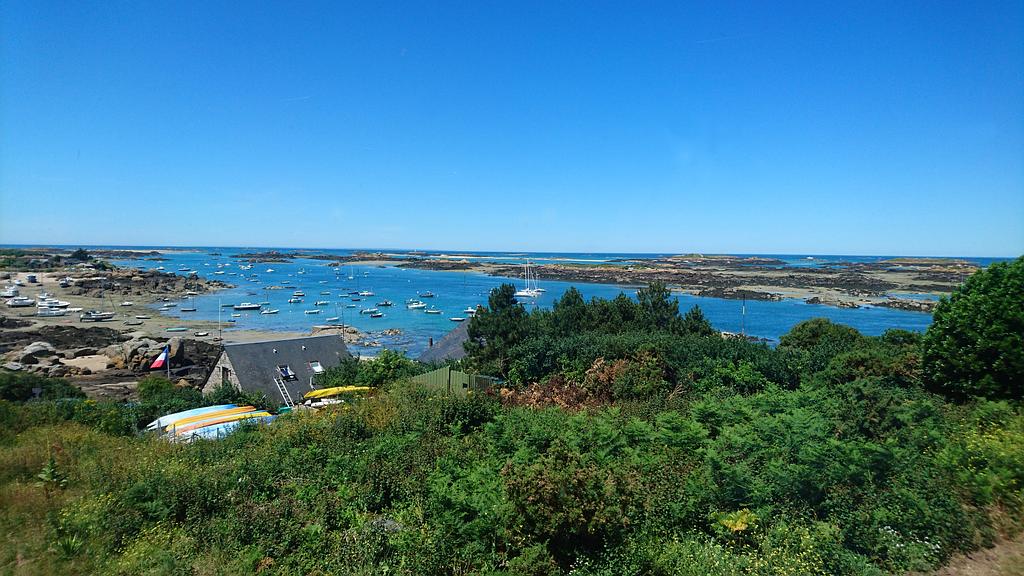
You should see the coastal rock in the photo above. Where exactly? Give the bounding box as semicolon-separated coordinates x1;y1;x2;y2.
99;344;123;360
64;347;99;359
2;361;24;371
14;341;57;364
805;297;823;305
697;287;782;301
121;341;148;362
47;365;69;378
167;337;186;363
874;298;936;313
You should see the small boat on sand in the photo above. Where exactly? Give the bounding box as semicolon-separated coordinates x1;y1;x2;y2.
166;327;188;332
194;332;210;337
135;315;151;319
80;310;113;321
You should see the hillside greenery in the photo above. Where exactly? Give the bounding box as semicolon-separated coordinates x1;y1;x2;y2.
0;273;1022;575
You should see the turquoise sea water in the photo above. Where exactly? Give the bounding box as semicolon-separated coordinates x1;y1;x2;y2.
98;247;957;357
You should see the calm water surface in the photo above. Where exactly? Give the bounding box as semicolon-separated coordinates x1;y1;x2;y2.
108;249;939;356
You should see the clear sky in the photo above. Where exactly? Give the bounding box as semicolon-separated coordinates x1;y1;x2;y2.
1;1;1022;256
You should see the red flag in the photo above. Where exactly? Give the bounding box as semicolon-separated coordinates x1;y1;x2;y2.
150;346;169;370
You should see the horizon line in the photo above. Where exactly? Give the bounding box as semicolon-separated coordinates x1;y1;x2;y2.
0;242;1018;260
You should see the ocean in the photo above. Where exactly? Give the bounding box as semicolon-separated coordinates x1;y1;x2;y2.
93;247;975;357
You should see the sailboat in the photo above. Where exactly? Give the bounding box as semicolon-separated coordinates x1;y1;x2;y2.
514;260;542;298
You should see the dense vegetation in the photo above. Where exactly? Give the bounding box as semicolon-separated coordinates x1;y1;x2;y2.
922;256;1023;400
0;264;1022;575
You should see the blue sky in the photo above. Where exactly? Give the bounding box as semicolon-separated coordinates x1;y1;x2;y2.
1;1;1021;256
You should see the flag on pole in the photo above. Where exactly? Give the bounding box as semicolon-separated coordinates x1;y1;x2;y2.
150;346;169;370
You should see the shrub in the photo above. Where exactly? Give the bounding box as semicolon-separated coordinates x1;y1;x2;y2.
922;256;1024;400
0;371;85;402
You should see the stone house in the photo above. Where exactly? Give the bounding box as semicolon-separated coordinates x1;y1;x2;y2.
202;335;351;407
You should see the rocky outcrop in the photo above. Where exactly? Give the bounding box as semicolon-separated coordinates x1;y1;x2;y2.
69;269;230;299
14;341;57;363
874;298;936;313
397;259;476;271
697;288;783;301
96;335;221;384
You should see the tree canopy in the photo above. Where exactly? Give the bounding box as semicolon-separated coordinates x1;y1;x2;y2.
922;256;1024;400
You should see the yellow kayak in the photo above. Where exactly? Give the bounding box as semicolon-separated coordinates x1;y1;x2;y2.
164;406;257;432
303;386;374;399
172;411;272;435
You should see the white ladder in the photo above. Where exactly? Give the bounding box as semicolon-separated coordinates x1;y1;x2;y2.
275;377;295;407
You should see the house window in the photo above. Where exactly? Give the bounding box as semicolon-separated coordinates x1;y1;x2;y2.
309;361;324;374
221;366;231;385
277;364;297;381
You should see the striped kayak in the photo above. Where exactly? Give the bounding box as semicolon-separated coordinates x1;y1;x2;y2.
146;404;236;431
173;415;277;443
164;406;257;432
171;411;272;436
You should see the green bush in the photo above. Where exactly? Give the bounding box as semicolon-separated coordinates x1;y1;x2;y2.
922;256;1024;400
1;284;1022;574
0;371;85;402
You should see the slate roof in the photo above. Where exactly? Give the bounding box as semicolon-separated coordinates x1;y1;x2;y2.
417;322;470;364
222;334;351;404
